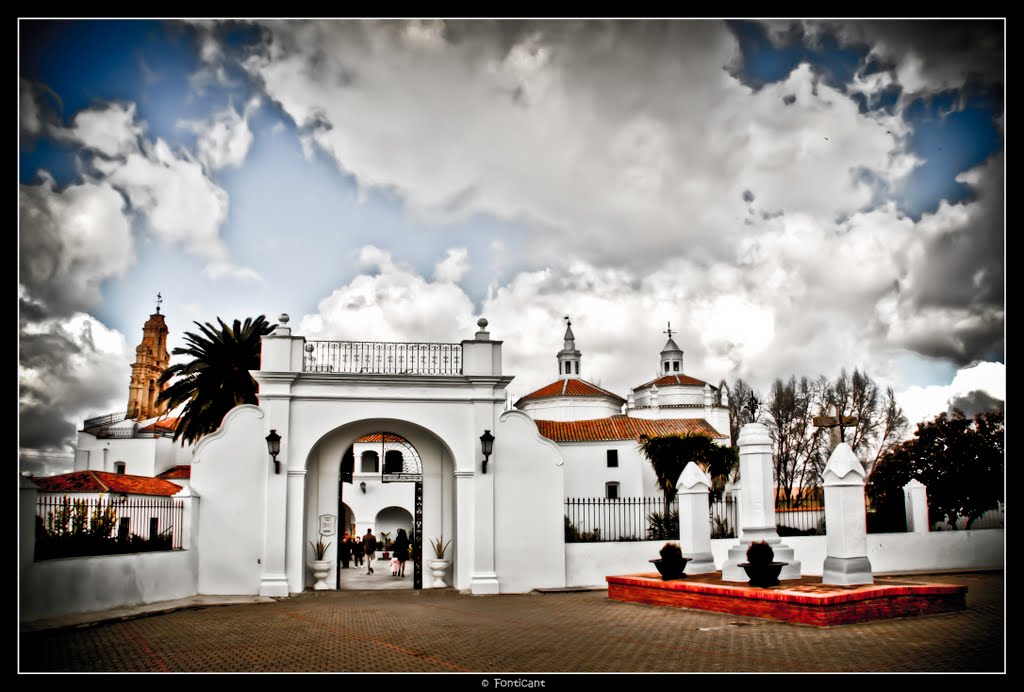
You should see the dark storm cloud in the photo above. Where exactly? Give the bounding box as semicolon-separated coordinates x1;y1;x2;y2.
742;189;755;202
19;407;77;452
948;390;1004;418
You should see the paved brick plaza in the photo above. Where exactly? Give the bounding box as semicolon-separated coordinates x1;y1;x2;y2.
19;572;1003;673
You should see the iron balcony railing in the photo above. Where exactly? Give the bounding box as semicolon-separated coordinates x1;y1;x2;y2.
83;410;128;431
564;495;739;543
303;341;463;375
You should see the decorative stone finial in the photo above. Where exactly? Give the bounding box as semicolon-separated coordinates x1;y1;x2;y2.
304;343;314;352
477;318;488;329
279;313;290;325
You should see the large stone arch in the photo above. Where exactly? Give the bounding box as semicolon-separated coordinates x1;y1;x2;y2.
300;417;457;591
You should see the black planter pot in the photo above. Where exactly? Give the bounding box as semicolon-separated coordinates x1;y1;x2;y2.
738;561;789;587
649;557;691;580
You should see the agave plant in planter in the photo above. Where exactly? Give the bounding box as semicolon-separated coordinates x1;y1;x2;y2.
649;541;691;580
308;533;333;591
737;540;789;587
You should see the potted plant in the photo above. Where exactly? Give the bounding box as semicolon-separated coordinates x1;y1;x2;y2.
737;540;788;587
427;536;452;588
649;542;690;580
380;531;392;560
308;533;332;590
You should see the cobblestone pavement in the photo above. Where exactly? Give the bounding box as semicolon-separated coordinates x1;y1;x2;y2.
19;572;1004;673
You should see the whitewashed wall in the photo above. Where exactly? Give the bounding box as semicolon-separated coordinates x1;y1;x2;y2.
518;397;624;421
562;441;650;498
493;410;566;592
565;530;1004;587
191;405;268;595
20;478;199;623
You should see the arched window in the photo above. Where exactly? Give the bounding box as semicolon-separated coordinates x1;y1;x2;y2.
565;362;572;374
360;451;379;473
384;450;404;474
574;362;579;374
672;361;680;372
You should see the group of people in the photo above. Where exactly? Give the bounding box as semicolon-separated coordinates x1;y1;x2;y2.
338;528;411;577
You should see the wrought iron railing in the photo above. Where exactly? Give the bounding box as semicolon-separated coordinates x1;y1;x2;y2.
34;495;184;560
564;495;738;543
83;410;128;431
775;496;826;535
303;341;463;375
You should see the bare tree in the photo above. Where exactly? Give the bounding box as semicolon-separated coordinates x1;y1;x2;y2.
766;376;828;503
820;368;906;476
728;378;759;448
871;386;909;471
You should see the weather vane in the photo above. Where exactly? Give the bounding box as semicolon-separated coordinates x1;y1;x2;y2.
664;322;673;339
156;292;163;314
747;392;759;420
564;314;571;327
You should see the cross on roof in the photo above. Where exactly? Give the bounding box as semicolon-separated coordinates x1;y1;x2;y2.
813;404;859;444
664;322;673;339
564;314;571;327
155;292;163;314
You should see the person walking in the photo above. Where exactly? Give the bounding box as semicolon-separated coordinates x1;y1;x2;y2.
392;528;410;577
339;534;352;569
352;537;364;568
362;528;377;574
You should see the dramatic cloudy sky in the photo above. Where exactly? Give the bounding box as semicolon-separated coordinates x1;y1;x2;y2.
19;19;1004;475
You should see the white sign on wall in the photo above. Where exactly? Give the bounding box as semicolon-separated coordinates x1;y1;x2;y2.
319;514;337;536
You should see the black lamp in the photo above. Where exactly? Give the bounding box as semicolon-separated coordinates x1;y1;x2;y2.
265;429;282;474
480;430;495;474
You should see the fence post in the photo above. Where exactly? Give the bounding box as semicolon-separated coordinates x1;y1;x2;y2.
677;463;716;574
20;476;38;568
902;479;930;534
175;484;200;550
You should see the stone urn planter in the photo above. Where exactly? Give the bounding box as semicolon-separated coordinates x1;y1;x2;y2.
738;540;788;587
427;559;451;588
649;542;690;580
309;560;332;590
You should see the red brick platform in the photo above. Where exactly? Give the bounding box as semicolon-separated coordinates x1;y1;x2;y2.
606;572;967;627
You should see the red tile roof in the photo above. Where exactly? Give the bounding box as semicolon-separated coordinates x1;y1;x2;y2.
156;465;192;480
516;378;626;405
32;471;184;497
141;417;180;434
355;433;406;443
634;374;710;389
535;416;727;442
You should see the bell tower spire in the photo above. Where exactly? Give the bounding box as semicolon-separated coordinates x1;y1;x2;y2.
557;315;582;379
127;296;171;420
660;321;683;375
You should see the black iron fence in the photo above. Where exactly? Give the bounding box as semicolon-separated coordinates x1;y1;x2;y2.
565;495;738;543
35;495;184;561
775;496;826;536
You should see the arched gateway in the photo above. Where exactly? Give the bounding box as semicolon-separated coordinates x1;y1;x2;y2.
190;317;567;597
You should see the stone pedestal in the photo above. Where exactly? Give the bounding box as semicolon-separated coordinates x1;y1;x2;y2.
677;463;716;574
822;443;873;585
722;423;801;581
903;478;930;534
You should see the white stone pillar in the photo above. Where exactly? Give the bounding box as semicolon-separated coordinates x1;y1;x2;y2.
677;462;715;574
721;422;801;581
822;443;873;585
470;410;500;594
454;470;474;591
903;478;930;534
286;469;307;593
175;484;200;551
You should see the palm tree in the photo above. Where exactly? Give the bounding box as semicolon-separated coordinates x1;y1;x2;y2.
638;432;738;515
157;315;276;446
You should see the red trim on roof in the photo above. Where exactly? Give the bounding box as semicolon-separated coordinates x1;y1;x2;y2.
141;417;180;433
516;378;626;405
156;465;192;480
634;374;710;389
33;471;184;496
535;416;727;442
355;433;406;443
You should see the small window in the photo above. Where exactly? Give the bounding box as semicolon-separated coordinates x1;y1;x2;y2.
360;451;379;473
114;462;126;475
565;362;572;374
606;450;619;467
664;362;670;373
384;450;404;474
606;482;620;500
574;362;579;375
672;361;680;372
